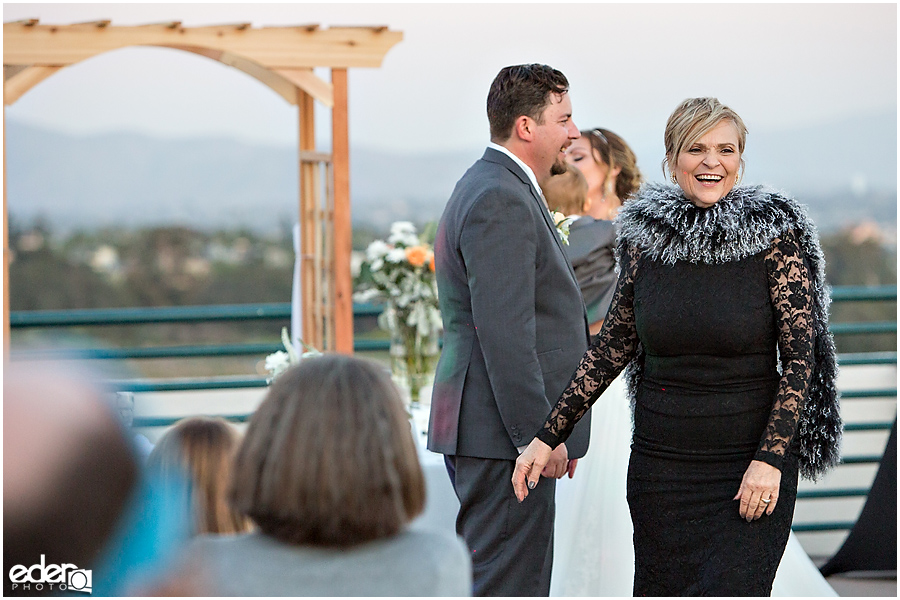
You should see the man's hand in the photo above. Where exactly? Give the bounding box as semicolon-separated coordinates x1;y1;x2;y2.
541;442;569;479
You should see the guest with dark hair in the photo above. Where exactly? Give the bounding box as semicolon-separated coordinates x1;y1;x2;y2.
147;416;250;536
189;354;471;596
4;363;139;596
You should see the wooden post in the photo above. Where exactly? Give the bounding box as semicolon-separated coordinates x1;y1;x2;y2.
331;68;353;354
298;90;321;350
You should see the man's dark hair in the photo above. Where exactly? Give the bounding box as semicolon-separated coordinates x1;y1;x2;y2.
487;64;569;142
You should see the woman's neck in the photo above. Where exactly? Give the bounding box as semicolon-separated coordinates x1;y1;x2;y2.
586;192;623;221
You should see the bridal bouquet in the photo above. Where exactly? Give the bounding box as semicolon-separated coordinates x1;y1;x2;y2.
354;221;442;405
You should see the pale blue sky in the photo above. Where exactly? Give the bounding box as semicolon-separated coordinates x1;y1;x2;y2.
3;3;897;153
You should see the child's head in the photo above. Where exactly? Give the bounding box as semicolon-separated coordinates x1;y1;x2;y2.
542;165;590;216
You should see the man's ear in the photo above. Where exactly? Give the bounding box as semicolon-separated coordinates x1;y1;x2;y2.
514;116;534;142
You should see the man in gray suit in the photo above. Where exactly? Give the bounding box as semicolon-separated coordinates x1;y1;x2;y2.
427;64;592;596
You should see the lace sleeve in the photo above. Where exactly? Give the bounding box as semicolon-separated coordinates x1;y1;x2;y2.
535;243;641;448
755;230;814;470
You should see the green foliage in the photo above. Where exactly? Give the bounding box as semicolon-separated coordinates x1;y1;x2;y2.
820;229;897;353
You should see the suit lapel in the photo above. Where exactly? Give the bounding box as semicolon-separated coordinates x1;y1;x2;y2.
481;148;579;283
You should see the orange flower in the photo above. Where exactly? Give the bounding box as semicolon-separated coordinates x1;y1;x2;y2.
405;246;428;267
428;251;435;272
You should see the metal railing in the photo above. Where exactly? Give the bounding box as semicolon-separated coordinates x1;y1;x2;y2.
9;285;897;535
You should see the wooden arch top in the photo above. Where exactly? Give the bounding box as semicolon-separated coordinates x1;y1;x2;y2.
3;20;403;106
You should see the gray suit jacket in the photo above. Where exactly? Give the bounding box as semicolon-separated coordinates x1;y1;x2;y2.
427;148;592;460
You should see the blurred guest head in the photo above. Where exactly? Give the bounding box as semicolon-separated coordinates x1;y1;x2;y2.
543;165;590;217
4;362;138;594
232;354;426;547
148;417;250;536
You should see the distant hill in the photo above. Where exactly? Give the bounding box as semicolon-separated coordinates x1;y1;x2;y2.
5;113;896;236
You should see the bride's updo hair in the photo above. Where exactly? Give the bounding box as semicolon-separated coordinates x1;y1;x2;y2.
663;97;748;178
584;128;643;202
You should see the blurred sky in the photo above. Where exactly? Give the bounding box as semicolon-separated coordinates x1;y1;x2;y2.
3;3;897;154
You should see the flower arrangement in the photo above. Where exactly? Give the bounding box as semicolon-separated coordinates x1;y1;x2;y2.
354;221;442;406
551;211;576;245
264;327;322;382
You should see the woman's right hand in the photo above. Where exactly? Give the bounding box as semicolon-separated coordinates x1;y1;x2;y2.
511;438;553;502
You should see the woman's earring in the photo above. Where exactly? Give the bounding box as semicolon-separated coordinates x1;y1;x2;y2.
670;171;678;185
735;170;742;185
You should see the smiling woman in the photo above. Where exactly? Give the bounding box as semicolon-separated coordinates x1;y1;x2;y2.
513;97;841;596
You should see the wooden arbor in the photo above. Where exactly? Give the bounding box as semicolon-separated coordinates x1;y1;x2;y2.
3;20;402;353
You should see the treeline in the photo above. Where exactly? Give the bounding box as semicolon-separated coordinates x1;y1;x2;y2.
8;217;896;354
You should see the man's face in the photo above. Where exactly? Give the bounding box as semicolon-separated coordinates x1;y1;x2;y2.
532;92;580;180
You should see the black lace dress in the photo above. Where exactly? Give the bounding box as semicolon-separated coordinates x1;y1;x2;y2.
536;230;814;596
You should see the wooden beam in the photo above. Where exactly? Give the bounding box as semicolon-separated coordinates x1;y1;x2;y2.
272;68;333;107
299;150;333;163
3;65;29;82
135;22;182;29
4;66;62;105
3;23;403;69
331;68;353;354
174;46;296;105
187;23;252;32
69;20;111;28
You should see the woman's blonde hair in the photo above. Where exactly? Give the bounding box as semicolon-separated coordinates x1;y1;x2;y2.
231;354;426;547
148;416;250;535
662;97;748;178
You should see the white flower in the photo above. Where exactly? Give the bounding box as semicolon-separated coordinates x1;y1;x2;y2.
385;247;408;263
264;327;321;383
390;221;416;236
551;211;575;245
366;239;391;261
388;221;420;247
353;288;382;303
264;351;292;380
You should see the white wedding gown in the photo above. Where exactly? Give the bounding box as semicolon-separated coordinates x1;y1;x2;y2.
551;374;836;597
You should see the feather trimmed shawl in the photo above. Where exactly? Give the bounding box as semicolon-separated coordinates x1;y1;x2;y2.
615;183;842;480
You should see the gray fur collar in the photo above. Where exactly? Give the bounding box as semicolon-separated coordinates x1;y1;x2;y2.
617;183;842;481
616;183;821;265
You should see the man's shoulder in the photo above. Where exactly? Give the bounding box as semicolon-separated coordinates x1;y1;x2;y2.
454;153;530;200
